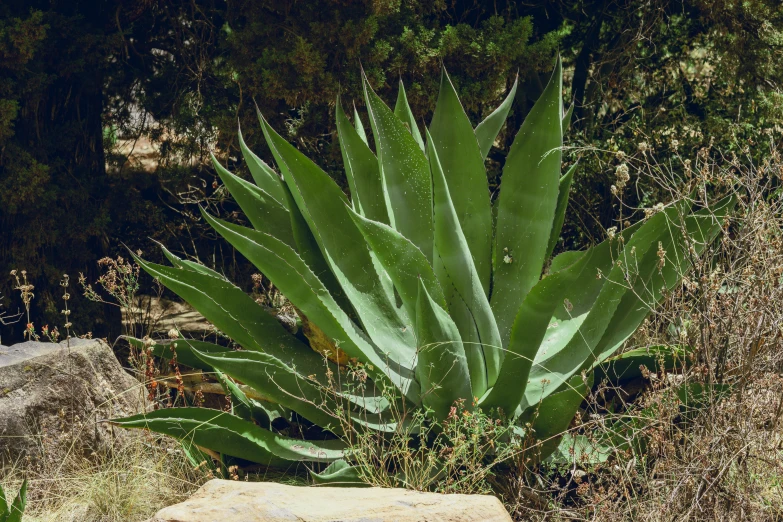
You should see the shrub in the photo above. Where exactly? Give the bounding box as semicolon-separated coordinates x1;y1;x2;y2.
112;58;733;484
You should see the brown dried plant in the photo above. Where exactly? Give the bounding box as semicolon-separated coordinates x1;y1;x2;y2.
504;141;783;521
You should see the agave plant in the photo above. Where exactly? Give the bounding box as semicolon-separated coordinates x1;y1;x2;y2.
113;58;733;476
1;479;27;522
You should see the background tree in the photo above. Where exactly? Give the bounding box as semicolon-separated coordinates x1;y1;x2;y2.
1;0;781;342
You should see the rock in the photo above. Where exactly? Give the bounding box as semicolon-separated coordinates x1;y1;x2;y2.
148;480;512;522
0;338;146;466
124;296;212;335
124;295;298;337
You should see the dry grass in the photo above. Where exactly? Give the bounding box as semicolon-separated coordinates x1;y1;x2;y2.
500;144;783;521
2;262;207;521
1;432;205;522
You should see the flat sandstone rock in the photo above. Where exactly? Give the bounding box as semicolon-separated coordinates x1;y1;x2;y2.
149;480;512;522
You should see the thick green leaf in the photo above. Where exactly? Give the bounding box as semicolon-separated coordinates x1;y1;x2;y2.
481;247;596;415
194;348;341;433
363;74;434;261
546;433;614;466
210;154;295;248
428;128;503;388
160;244;229;281
526;374;591;462
259;112;416;369
111;408;345;465
594;345;691;384
492;57;563;348
132;254;328;376
237;123;287;206
590;196;736;365
126;336;229;371
349;208;445;321
522;204;687;409
548;249;585;274
336;99;389;224
0;483;7;518
562;102;574;135
445;295;486;396
415;279;472;420
215;369;274;429
393;79;425;152
429;69;492;294
279;181;351;314
545;163;577;262
310;460;369;487
194;348;395;434
201;209;418;398
4;479;26;522
353;104;368;145
474;75;519;160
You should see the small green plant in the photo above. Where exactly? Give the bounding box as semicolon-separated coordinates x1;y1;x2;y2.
112;58;733;482
0;479;27;522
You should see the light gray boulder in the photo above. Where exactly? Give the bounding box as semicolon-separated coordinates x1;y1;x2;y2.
148;480;513;522
0;338;146;466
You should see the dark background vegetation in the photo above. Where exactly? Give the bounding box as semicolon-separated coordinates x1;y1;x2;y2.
2;0;782;342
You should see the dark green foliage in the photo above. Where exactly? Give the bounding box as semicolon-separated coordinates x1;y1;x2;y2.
2;0;782;344
0;1;560;341
554;0;783;249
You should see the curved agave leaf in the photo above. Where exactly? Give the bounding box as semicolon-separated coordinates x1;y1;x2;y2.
126;336;229;372
160;244;229;281
215;369;275;429
393;79;425;152
192;348;342;433
429;68;493;294
363;73;434;262
545;162;578;263
194;348;398;434
201;208;418;399
474;75;519;160
348;207;446;321
210;154;295;248
131;254;329;376
415;279;472;421
336;99;389;224
159;242;348;324
237;123;288;207
590;196;735;366
444;296;485;396
523;373;591;462
548;248;585;275
522;204;686;409
111;408;345;465
594;344;692;384
353;104;368;145
258;111;416;368
481;247;597;415
562;102;574;135
278;181;352;314
2;479;27;522
427;127;502;388
310;459;369;487
492;56;563;348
